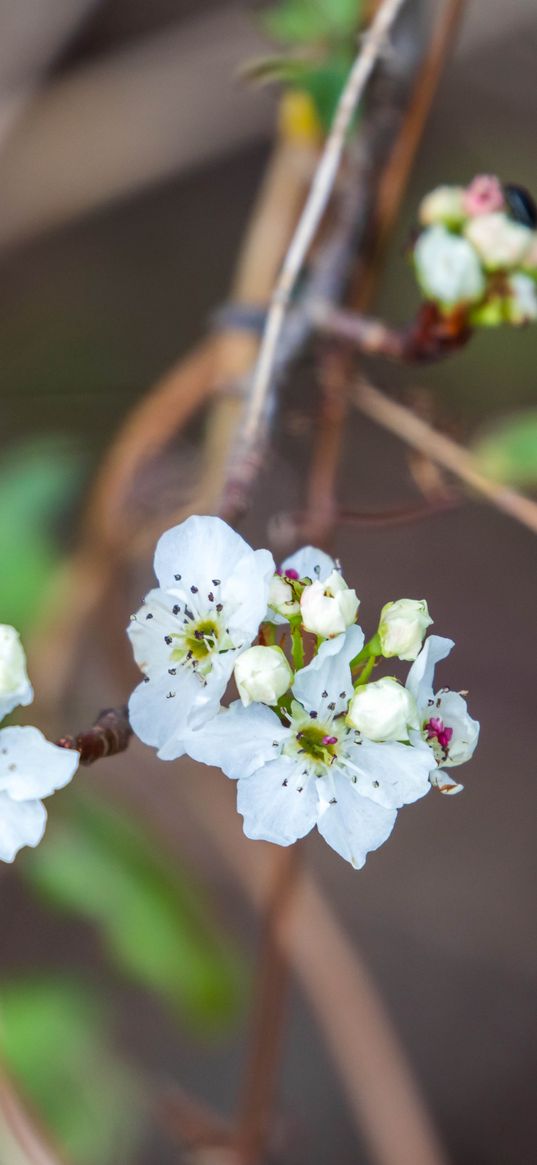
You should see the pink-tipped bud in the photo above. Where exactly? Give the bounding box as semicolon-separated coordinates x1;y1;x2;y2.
463;175;504;217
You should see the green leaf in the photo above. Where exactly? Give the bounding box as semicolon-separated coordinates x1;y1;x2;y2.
0;437;83;631
300;52;356;129
25;793;243;1031
472;410;537;487
0;977;141;1165
263;0;362;44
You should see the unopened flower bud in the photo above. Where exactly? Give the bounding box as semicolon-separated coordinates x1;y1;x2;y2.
268;574;300;619
300;570;359;638
419;185;466;228
234;645;293;708
378;599;432;662
347;677;418;742
414;225;485;307
0;624;32;716
506;273;537;324
464;212;533;270
462;175;505;218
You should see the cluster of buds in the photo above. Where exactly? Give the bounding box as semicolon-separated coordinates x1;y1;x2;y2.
128;518;479;869
413;175;537;327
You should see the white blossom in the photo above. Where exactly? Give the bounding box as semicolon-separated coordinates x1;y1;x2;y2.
234;645;293;708
267;546;336;624
128;516;275;759
185;628;432;869
419;186;466;228
0;626;78;862
464;212;533;270
347;677;418;742
414;225;485;306
406;635;479;793
300;570;359;638
378;599;432;662
506;273;537;324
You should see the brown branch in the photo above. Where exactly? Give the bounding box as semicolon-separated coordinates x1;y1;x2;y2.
236;844;301;1165
219;0;410;520
56;706;132;766
312;299;472;363
353;378;537;535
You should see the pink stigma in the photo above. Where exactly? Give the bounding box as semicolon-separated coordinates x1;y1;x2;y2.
285;568;300;581
425;716;453;753
322;735;338;746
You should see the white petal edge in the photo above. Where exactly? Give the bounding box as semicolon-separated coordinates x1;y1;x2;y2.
0;792;46;862
0;726;79;801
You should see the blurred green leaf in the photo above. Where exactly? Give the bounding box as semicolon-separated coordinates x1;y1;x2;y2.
472;410;537;487
0;438;83;631
241;52;312;86
300;52;356;129
263;0;362;44
0;977;141;1165
25;793;243;1031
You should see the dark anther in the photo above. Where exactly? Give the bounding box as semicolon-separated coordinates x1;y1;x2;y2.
321;690;328;699
208;592;214;602
145;612;153;620
173;604;180;615
212;579;221;586
168;668;177;675
309;711;318;719
174;573;182;581
190;585;198;594
216;603;223;613
164;635;172;645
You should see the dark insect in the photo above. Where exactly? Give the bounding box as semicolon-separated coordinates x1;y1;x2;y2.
503;183;537;229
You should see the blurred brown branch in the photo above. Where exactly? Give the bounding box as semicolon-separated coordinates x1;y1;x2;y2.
353;378;537;534
56;705;132;765
218;0;410;522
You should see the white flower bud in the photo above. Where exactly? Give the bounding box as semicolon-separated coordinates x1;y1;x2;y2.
268;574;300;619
378;599;432;662
418;186;466;228
234;645;293;708
506;273;537;324
0;624;32;707
347;677;418;742
414;226;485;306
464;212;533;270
300;570;359;638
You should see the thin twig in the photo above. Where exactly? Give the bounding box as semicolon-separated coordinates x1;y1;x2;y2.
222;0;409;510
236;844;301;1165
56;706;132;765
353;378;537;535
312;299;472;362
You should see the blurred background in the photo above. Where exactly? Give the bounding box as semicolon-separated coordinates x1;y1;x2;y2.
0;2;536;1163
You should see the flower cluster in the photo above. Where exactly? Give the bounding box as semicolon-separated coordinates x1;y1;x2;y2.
0;625;79;862
128;517;479;869
413;175;537;326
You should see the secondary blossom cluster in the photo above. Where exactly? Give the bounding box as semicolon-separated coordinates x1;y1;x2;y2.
128;516;479;869
413;174;537;326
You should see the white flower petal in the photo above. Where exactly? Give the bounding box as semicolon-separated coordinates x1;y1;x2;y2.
0;726;79;800
129;666;222;760
185;701;286;779
341;738;432;809
406;635;454;704
237;758;318;846
221;548;276;642
127;589;180;676
433;690;480;767
293;625;364;715
0;792;46;862
281;546;335;582
316;770;396;869
154;514;260;592
430;771;464;795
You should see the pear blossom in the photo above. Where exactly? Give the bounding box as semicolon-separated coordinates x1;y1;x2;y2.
185;628;433;869
234;645;293;708
419;185;466;228
0;625;78;862
347;677;418;743
267;545;336;622
128;516;275;759
414;225;485;306
300;569;359;638
406;635;479;794
506;273;537;324
464;212;533;270
378;599;432;662
462;175;505;218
